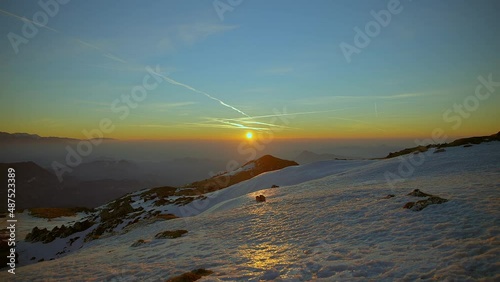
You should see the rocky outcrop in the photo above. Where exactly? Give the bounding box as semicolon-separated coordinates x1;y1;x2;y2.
403;196;448;211
256;195;266;202
166;268;213;282
155;230;188;239
403;189;448;211
25;219;94;243
130;239;146;247
386;146;429;158
407;189;433;197
385;131;500;159
434;148;446;153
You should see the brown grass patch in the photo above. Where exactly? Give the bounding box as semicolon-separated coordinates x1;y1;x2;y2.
29;207;93;219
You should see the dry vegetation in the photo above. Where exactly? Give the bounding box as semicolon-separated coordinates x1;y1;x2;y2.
27;207;94;219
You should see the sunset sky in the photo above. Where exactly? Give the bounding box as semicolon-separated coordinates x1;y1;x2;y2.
1;0;499;141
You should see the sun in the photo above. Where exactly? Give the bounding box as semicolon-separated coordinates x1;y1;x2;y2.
246;132;253;139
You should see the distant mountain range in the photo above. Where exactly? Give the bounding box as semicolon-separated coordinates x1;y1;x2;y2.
0;131;115;143
0;162;153;211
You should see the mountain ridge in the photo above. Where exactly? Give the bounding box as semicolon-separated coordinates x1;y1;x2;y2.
385;131;500;158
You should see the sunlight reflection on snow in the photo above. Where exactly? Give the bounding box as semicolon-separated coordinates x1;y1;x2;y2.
238;242;295;269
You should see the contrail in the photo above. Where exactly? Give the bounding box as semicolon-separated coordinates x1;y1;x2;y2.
204;117;293;130
1;8;265;121
0;8;127;64
148;69;251;118
75;39;128;64
0;8;59;33
222;107;360;121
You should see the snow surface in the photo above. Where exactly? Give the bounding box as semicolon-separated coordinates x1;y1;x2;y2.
4;142;500;281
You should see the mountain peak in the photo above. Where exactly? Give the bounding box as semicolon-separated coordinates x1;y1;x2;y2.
188;155;298;192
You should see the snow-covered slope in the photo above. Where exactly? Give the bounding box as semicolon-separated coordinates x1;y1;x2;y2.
10;159;375;266
175;159;375;217
4;142;500;281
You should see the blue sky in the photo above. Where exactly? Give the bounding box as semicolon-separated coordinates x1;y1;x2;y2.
0;0;499;140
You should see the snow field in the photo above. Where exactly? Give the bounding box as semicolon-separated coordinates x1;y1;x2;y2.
4;142;499;281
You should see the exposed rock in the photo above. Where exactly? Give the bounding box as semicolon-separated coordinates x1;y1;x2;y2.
173;197;196;206
167;269;213;282
100;198;134;221
256;195;266;202
407;189;433;197
154;197;170;206
434;148;446;153
404;189;449;211
383;194;395;199
403;202;415;209
386;146;428;158
155;230;188;239
404;196;448;211
130;239;146;247
386;132;500;159
271;185;279;188
69;237;80;246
